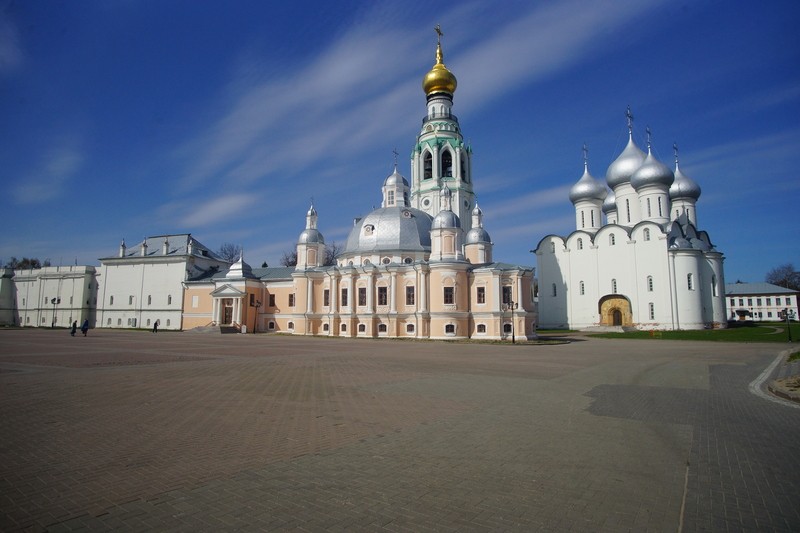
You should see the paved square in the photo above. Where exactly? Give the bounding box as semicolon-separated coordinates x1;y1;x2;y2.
1;330;798;531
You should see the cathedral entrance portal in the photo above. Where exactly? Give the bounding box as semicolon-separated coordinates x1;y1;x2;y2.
598;295;632;327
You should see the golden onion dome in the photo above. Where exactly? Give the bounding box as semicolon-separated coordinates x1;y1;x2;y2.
422;40;457;96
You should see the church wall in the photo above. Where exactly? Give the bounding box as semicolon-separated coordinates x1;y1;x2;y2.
670;250;705;329
629;225;673;330
535;236;570;329
704;253;727;326
182;283;215;329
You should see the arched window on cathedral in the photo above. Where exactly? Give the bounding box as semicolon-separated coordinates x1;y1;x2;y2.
609;234;616;246
423;152;432;180
460;152;467;181
580;281;585;295
551;283;557;297
581;211;585;228
646;198;652;218
643;228;651;241
590;211;595;227
577;238;583;250
687;273;694;291
611;279;618;293
647;276;654;292
441;150;453;177
658;197;663;217
626;199;631;223
712;275;718;297
649;302;655;320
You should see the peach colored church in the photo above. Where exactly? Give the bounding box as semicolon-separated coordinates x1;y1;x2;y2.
181;32;536;340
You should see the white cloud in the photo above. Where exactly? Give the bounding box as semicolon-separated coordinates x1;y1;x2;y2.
181;194;261;227
13;143;84;204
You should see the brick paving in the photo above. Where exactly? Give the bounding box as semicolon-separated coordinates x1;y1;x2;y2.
0;329;798;531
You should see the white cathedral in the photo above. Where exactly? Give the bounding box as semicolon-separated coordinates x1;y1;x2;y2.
535;110;727;330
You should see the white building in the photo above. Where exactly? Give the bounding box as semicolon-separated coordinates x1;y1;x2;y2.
0;268;16;326
725;282;799;322
535;112;727;330
11;266;98;328
97;234;229;330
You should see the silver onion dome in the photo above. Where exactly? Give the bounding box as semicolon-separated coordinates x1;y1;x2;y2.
432;210;460;229
630;150;674;191
298;228;324;244
602;190;617;214
606;136;646;189
569;167;608;203
669;164;701;200
384;168;409;187
343;207;432;254
465;227;491;244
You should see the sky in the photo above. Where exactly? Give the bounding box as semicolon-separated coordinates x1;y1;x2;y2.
1;0;799;284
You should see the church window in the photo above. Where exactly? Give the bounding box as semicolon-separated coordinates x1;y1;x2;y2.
107;318;111;325
647;276;654;292
611;279;618;293
387;190;395;206
477;286;486;304
609;234;616;246
502;286;512;304
117;318;122;325
658;197;663;217
550;242;556;253
675;209;680;218
580;281;585;295
460;153;467;181
739;298;744;306
147;319;151;326
407;324;415;334
503;323;512;334
649;303;655;320
687;274;694;291
323;289;330;307
626;199;631;223
647;198;652;217
757;297;762;306
713;276;718;297
269;321;276;330
341;323;347;332
364;225;374;235
249;294;255;306
168;295;172;305
477;324;486;333
590;211;595;227
358;287;367;306
730;298;735;307
444;286;454;305
643;228;651;241
129;295;134;305
423;152;433;179
442;151;453;177
776;297;782;305
288;321;295;330
766;298;771;306
288;293;295;307
577;238;583;250
269;294;276;307
358;323;366;333
747;298;752;306
445;324;455;335
378;287;388;306
378;323;387;333
581;211;585;228
341;288;348;306
551;284;557;297
403;257;413;264
147;295;152;305
406;286;415;306
382;257;390;265
323;323;329;332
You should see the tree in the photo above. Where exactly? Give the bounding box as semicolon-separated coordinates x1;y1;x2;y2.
4;257;49;269
324;241;344;266
766;263;800;291
217;243;242;263
280;250;297;267
261;261;268;268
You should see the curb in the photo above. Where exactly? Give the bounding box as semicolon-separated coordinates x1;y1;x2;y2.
768;378;800;405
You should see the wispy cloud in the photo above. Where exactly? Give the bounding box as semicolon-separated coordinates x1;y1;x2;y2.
13;141;84;204
171;194;262;228
0;16;22;73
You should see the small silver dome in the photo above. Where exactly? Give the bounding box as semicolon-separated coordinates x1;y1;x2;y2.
569;167;608;203
384;168;409;187
669;164;701;200
343;207;432;254
606;136;646;189
602;190;617;213
432;210;460;229
466;227;491;244
298;228;325;244
472;203;483;217
630;150;674;191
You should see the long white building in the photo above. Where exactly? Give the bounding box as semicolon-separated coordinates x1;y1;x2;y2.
11;266;98;328
536;112;727;330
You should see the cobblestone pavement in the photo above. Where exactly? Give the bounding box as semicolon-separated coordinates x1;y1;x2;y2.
0;330;798;532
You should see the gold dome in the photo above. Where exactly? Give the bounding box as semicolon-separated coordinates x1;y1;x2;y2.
422;41;457;96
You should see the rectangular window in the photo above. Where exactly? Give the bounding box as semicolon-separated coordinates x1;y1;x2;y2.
129;295;134;305
358;287;367;306
768;312;772;318
649;302;655;320
776;297;782;305
739;298;744;306
730;298;735;307
766;298;771;306
323;289;330;307
288;293;295;307
687;274;694;291
377;287;387;306
192;295;199;308
747;298;752;306
249;293;255;306
443;287;454;305
502;286;512;304
406;286;415;306
756;298;762;306
341;288;348;307
269;294;276;307
477;287;486;304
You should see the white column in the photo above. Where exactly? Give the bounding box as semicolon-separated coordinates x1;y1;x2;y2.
420;270;428;312
367;271;374;313
492;275;501;312
212;298;219;324
389;271;397;313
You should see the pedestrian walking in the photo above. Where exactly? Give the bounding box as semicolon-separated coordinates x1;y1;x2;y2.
71;321;77;336
81;319;89;336
152;319;159;333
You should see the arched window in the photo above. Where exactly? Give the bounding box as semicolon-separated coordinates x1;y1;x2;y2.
581;211;585;228
625;199;631;223
358;323;366;333
503;323;512;334
657;197;663;217
445;324;455;334
460;152;467;181
649;302;655;320
378;324;387;333
476;324;486;333
323;323;329;332
580;281;585;295
646;198;652;217
442;150;453;177
687;273;694;291
288;321;295;330
609;234;616;246
340;323;346;332
611;279;618;293
147;295;152;305
423;152;433;180
551;283;557;297
406;324;415;334
110;296;114;305
712;275;718;297
590;211;595;227
643;228;651;241
577;238;583;250
269;321;276;330
647;276;654;292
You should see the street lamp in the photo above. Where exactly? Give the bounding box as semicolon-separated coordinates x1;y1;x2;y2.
50;297;61;328
503;300;518;344
254;300;261;334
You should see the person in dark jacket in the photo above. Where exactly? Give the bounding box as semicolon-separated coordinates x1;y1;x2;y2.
71;321;77;336
81;319;89;336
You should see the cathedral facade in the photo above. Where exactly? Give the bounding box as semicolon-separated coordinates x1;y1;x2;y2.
181;33;536;340
535;112;727;330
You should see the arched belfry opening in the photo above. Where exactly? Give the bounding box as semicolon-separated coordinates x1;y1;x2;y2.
442;150;452;178
424;152;433;180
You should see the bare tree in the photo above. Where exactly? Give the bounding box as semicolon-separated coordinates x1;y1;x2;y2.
280;250;297;267
4;257;49;269
324;241;344;266
766;263;800;291
217;243;242;263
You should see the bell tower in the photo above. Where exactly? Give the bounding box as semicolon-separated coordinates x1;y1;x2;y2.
410;25;475;231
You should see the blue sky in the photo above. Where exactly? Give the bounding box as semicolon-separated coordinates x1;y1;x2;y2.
1;0;798;283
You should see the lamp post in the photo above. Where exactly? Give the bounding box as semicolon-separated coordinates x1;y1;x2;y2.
254;300;261;334
503;300;518;344
50;297;60;328
785;308;793;343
